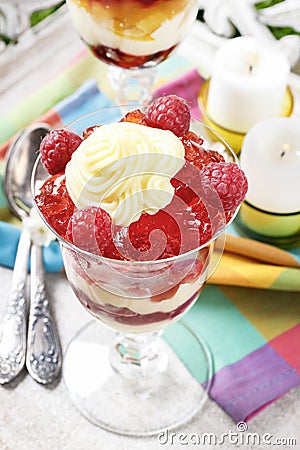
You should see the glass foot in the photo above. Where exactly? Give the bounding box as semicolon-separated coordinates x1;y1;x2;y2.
108;66;157;105
63;320;212;436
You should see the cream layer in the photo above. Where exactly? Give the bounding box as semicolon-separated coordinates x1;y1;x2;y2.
67;267;204;315
66;0;198;56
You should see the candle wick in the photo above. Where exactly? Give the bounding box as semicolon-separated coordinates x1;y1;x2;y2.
281;143;290;158
249;65;253;74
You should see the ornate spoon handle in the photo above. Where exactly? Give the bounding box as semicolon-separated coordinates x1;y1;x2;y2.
26;244;62;384
0;229;31;384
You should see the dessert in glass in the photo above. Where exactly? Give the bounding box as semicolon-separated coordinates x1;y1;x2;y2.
32;95;248;436
66;0;199;103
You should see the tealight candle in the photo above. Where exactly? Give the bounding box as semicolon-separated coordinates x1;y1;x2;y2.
207;36;290;133
238;117;300;244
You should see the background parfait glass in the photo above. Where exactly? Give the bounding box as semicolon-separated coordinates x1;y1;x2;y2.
65;0;199;104
32;107;239;436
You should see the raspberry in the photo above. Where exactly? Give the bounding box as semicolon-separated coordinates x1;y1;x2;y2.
66;206;123;259
200;162;248;213
40;129;82;175
145;94;190;137
35;173;75;238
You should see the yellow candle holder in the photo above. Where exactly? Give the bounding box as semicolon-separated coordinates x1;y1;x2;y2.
235;201;300;248
198;80;294;155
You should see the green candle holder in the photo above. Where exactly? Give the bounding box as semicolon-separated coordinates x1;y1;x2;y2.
235;200;300;248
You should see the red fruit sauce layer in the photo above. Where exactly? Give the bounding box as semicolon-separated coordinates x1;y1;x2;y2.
88;43;176;69
72;284;201;326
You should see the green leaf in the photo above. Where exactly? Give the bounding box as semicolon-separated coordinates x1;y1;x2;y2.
0;33;14;45
255;1;300;39
255;0;285;10
30;1;65;27
268;26;300;39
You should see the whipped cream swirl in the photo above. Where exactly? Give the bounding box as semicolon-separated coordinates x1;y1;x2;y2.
65;122;185;226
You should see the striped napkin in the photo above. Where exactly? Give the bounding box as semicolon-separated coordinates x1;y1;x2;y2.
0;50;299;423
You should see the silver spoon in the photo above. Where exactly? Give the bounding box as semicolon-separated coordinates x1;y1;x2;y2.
0;131;31;384
1;124;62;384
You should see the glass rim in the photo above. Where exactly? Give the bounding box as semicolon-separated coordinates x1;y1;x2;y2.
31;111;239;266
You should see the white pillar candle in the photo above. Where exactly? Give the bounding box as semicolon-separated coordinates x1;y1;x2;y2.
240;117;300;214
207;36;290;133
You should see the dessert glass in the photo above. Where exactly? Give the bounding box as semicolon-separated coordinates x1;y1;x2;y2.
66;0;199;104
32;107;238;436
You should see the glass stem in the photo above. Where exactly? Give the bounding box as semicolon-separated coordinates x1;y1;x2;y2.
108;66;157;105
110;331;168;381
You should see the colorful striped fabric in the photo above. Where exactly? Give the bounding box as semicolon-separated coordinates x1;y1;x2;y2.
0;50;299;423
